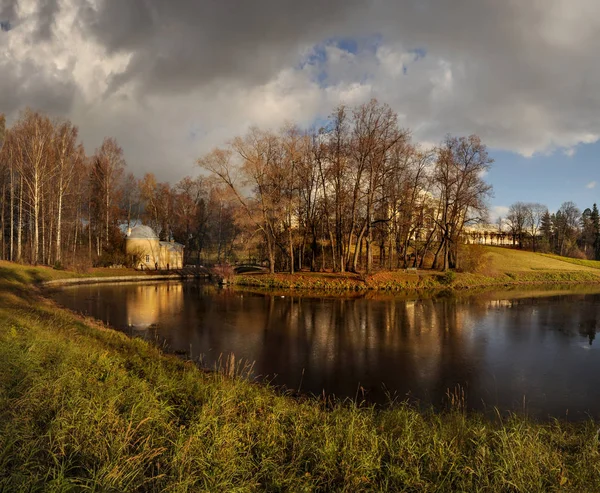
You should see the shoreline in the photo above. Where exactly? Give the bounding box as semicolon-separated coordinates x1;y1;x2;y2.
232;269;600;292
42;272;207;287
2;261;600;490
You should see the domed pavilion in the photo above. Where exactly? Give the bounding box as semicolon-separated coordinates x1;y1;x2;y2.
125;225;184;270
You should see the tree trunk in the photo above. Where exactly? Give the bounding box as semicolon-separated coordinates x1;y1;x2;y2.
1;182;5;260
288;220;294;274
442;236;450;272
267;235;275;274
56;186;63;264
17;175;22;262
9;168;14;261
352;222;367;272
33;173;39;264
366;225;373;274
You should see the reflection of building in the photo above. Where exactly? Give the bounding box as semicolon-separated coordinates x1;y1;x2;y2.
125;225;184;270
125;283;184;328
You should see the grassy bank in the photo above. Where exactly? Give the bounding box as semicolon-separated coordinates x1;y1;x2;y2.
234;246;600;291
0;260;141;284
1;263;600;490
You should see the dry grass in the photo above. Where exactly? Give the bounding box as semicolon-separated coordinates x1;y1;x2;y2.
235;247;600;292
484;247;600;273
2;261;600;490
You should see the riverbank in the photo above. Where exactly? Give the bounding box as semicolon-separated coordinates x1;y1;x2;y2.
0;260;209;288
234;246;600;291
1;262;600;490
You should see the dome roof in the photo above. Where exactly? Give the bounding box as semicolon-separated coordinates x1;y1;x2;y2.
127;225;159;239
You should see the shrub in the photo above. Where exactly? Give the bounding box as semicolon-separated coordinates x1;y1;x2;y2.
441;270;456;285
211;263;235;283
64;253;92;274
456;244;491;273
567;245;587;260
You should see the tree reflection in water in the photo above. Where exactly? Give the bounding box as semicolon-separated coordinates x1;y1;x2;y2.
51;283;600;419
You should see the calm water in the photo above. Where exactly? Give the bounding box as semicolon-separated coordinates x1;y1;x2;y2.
50;282;600;419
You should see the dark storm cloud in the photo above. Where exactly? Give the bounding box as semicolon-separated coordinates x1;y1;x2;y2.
78;0;365;95
34;0;60;41
4;0;600;174
0;58;78;116
1;0;61;38
0;0;18;21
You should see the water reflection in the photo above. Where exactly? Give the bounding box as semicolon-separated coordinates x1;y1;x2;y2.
50;283;600;419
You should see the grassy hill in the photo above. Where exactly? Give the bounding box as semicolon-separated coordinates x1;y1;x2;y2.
485;247;600;273
234;246;600;291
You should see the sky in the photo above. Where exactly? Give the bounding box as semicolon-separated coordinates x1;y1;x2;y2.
2;0;600;220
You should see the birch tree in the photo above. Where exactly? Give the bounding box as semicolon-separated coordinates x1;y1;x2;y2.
53;120;81;264
90;137;125;255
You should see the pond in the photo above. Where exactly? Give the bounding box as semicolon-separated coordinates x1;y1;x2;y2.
49;282;600;419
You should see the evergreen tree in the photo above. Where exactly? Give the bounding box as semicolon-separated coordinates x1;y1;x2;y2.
581;208;594;256
592;204;600;260
540;210;553;251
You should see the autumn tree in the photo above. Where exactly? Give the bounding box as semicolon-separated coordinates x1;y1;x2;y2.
432;135;493;271
505;202;529;248
319;105;352;272
0;113;5;148
526;203;546;252
553;201;580;256
121;173;141;229
12;110;54;263
53;120;82;264
347;100;408;273
199;130;285;273
89;137;125;257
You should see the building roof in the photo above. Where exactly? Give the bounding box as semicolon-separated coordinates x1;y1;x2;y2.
160;241;184;251
127;225;159;240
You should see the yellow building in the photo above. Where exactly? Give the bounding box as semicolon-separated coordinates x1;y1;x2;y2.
125;225;184;270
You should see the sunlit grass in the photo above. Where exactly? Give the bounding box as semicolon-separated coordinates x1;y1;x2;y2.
539;253;600;270
0;260;140;285
1;262;600;490
482;246;600;273
235;247;600;291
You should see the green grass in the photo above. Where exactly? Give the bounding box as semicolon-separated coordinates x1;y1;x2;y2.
0;260;142;284
539;253;600;270
1;262;600;490
484;247;600;273
234;247;600;292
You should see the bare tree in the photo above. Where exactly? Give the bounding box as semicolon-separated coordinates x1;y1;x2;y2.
554;201;580;256
432;135;493;271
12;110;54;264
90;137;125;255
505;202;529;249
198;140;282;273
527;203;547;252
53;120;81;264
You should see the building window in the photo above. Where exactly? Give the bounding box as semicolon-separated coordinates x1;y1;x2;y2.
145;255;150;263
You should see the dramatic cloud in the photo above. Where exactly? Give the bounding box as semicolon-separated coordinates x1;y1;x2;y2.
3;0;600;182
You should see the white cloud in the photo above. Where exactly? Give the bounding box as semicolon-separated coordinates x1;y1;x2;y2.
586;181;597;189
5;0;600;182
489;206;509;222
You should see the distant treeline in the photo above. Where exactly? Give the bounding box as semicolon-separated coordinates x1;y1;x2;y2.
501;201;600;259
17;101;595;273
0;110;238;269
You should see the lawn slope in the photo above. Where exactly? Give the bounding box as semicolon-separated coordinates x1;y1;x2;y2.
235;246;600;291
